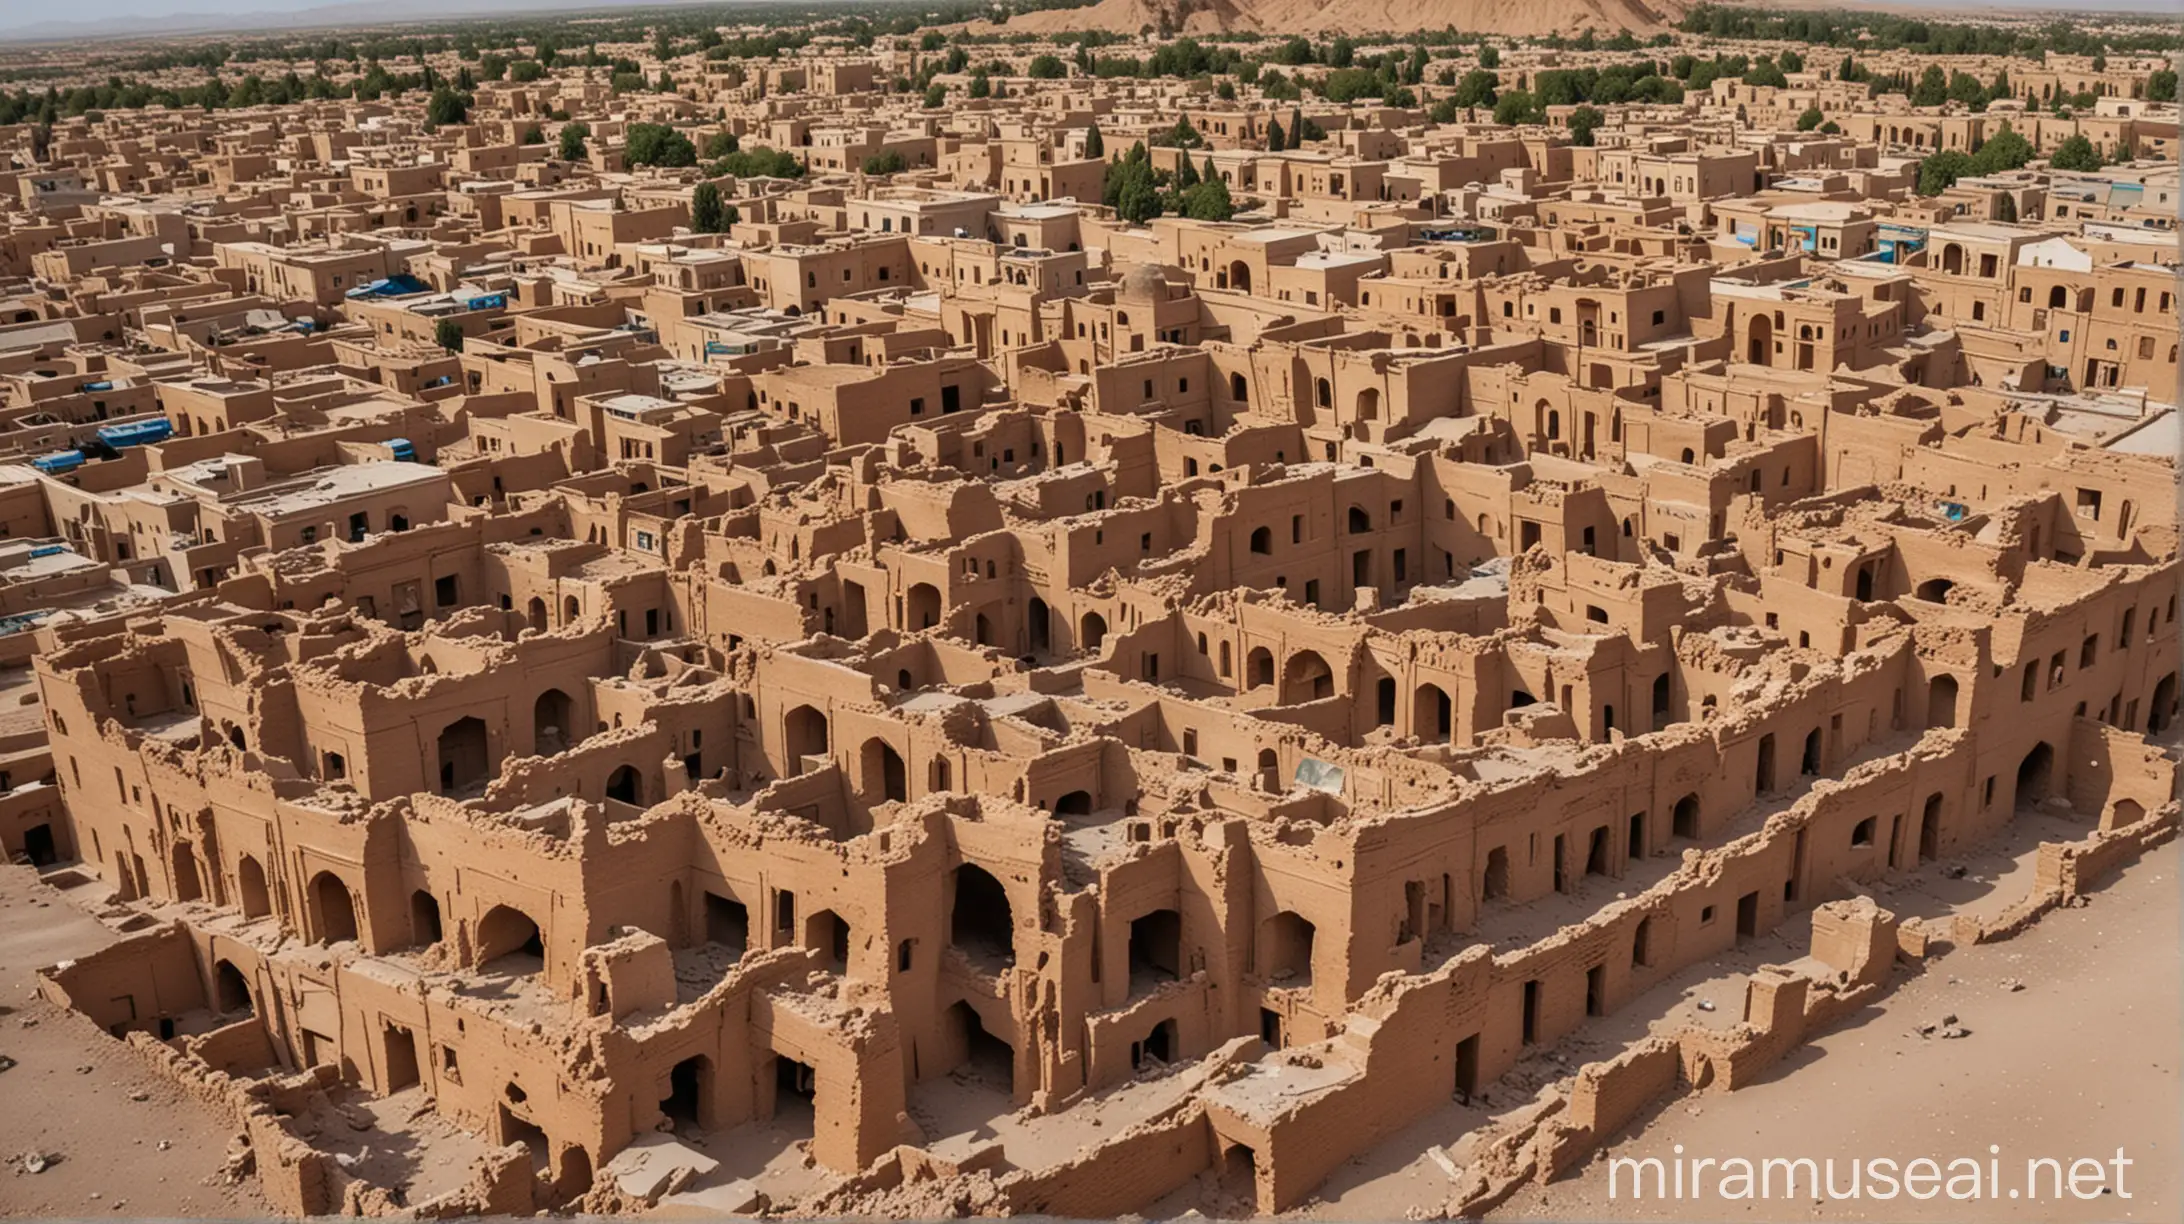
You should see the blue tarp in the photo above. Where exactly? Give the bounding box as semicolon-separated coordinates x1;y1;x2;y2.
32;450;84;474
97;419;172;448
343;274;430;300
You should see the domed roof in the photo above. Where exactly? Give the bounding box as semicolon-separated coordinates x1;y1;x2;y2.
1116;263;1169;302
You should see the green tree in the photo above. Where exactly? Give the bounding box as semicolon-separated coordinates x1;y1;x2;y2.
1084;122;1104;158
434;319;465;353
520;123;544;145
861;150;907;175
1180;175;1234;221
1743;59;1788;88
1796;106;1824;131
1265;118;1285;152
1969;125;2033;175
1566;105;1604;146
2148;69;2176;102
1492;89;1543;126
1779;49;1804;74
1911;64;1947;107
1916;149;1973;195
625;122;697;167
1117;169;1161;224
968;71;990;99
923;83;946;109
425;87;469;127
1429;97;1458;124
1452;69;1499;109
703;131;740;159
509;60;546;84
558;121;590;161
711;147;806;179
1106;143;1163;224
2049;133;2103;172
1478;44;1500;70
691;182;727;232
1027;54;1065;79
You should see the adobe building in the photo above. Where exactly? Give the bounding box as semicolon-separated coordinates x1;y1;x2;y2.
0;10;2178;1222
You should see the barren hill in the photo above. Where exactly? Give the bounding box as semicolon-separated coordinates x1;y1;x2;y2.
1000;0;1688;38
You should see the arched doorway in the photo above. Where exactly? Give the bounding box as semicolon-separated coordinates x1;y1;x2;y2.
215;960;252;1015
906;583;941;630
237;855;271;918
1054;790;1093;816
311;871;359;945
1281;650;1334;703
605;765;642;805
1247;647;1275;688
477;904;545;972
2015;742;2054;807
533;689;574;756
170;841;204;903
950;863;1014;968
1079;611;1107;652
1230;372;1249;403
1414;684;1452;742
2150;673;2178;734
1747;314;1772;365
863;738;907;802
1128;909;1181;988
526;597;547;631
411;891;443;947
1027;596;1050;654
437;717;491;794
1672;794;1700;839
1227;260;1251;293
944;1001;1015;1091
1927;675;1959;729
783;705;829;773
661;1055;713;1131
1258;911;1314;984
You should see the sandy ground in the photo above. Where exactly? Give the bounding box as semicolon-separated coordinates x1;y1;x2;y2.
0;864;270;1218
1505;838;2182;1222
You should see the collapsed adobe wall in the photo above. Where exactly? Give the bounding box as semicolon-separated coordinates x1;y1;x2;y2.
1434;803;2178;1219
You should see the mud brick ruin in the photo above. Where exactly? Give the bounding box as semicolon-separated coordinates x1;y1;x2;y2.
0;8;2177;1217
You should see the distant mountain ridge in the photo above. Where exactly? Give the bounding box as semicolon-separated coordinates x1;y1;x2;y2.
1000;0;1690;38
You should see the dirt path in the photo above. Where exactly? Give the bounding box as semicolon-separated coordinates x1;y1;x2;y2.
0;864;270;1218
1505;839;2181;1221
